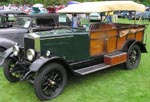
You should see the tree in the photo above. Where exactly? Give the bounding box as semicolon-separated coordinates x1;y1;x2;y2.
3;0;150;6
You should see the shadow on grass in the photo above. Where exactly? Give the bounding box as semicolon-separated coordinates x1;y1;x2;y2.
67;64;126;87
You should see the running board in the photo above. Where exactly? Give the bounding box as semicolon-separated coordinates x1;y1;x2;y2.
74;63;111;75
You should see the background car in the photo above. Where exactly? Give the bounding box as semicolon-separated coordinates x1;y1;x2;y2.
90;13;101;20
0;13;58;53
118;11;129;18
129;7;150;20
0;10;27;28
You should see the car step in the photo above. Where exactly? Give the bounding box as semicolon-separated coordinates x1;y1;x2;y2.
74;63;111;75
104;51;127;65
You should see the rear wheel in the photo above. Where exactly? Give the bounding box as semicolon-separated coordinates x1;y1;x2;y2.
3;58;20;82
34;63;67;101
124;45;141;70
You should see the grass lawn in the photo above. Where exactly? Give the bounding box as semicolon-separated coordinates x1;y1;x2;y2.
0;19;150;102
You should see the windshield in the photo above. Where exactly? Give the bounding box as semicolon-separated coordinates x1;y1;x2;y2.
14;17;31;28
59;14;89;31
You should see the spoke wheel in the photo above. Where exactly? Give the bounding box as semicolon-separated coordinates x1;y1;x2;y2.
3;58;20;82
34;63;67;101
124;45;141;70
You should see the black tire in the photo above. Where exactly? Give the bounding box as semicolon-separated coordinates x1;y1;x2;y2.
34;63;67;101
3;58;20;82
124;45;141;70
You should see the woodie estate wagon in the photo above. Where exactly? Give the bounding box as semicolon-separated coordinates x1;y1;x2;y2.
0;1;147;101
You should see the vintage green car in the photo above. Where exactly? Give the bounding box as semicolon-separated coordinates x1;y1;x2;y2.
0;1;147;101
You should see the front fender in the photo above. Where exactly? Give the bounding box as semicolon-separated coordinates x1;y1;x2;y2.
29;57;49;72
0;38;15;49
29;56;69;72
0;47;13;66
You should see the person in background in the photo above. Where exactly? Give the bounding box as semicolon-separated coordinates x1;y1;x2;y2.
72;14;78;28
105;11;113;23
113;11;118;23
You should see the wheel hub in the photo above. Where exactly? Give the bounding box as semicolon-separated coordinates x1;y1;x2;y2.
48;79;56;86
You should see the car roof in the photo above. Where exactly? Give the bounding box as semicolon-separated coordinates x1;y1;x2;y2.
0;10;27;15
58;1;145;14
17;13;58;18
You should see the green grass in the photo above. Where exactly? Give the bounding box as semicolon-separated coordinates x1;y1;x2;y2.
0;19;150;102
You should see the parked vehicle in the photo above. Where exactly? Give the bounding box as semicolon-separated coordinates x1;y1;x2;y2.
0;1;147;101
89;12;101;20
29;3;48;14
0;10;27;28
118;11;129;18
46;7;55;13
0;13;58;53
129;7;150;20
30;7;49;14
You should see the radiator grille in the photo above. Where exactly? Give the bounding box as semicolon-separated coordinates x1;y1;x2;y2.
24;38;34;52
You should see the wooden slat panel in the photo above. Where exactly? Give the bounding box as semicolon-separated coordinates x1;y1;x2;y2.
90;39;104;56
119;29;129;37
136;31;143;41
128;33;135;39
90;31;105;39
106;37;117;53
117;36;126;50
100;24;116;30
107;29;118;37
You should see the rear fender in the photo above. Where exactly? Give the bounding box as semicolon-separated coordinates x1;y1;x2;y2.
122;40;147;53
129;41;147;53
122;40;135;52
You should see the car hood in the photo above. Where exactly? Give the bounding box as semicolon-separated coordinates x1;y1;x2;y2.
25;28;87;40
38;29;85;37
0;28;28;35
27;29;73;38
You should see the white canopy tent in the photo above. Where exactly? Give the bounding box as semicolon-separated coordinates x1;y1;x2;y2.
32;3;44;8
58;1;145;14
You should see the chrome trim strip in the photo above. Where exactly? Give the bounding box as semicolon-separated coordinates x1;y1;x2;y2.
29;33;40;39
41;36;73;40
29;33;41;52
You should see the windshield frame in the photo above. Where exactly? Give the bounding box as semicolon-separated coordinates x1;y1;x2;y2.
14;17;32;29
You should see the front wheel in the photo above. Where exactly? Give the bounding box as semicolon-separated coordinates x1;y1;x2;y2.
0;47;6;55
124;45;141;70
3;58;20;82
34;63;67;101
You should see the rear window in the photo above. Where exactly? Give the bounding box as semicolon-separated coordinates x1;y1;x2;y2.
36;18;55;27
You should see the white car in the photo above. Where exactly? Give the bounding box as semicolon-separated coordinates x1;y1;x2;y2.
89;12;101;20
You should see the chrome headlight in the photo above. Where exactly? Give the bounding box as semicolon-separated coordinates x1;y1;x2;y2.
13;45;19;56
46;50;51;57
27;49;35;61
